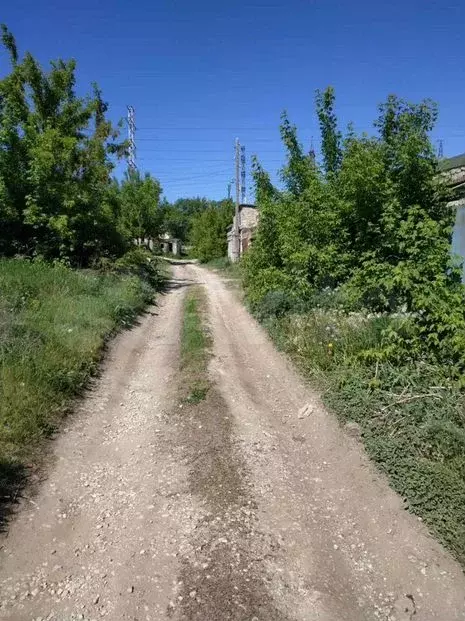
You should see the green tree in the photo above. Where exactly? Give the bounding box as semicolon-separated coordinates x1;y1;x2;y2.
162;203;191;242
279;112;313;196
173;197;210;218
190;200;233;262
0;25;128;265
316;86;342;176
244;89;465;369
119;171;162;242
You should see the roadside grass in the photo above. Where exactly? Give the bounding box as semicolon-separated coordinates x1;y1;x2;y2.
204;257;242;279
0;258;158;513
156;257;174;282
263;308;465;568
180;286;211;403
203;257;231;271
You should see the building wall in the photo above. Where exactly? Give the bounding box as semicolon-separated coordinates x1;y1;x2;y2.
228;206;259;262
240;206;259;230
442;160;465;282
451;201;465;283
227;229;235;262
240;228;254;254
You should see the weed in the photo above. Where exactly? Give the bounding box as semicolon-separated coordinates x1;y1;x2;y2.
266;309;465;567
204;257;231;271
180;287;211;403
184;382;210;405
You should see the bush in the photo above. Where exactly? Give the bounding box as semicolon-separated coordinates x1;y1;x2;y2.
254;290;292;320
243;265;297;310
205;256;231;270
267;308;465;566
114;247;161;288
243;91;465;375
190;200;234;262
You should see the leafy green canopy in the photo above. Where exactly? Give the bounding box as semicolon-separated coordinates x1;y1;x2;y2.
0;26;163;266
189;200;234;262
243;88;465;372
161;197;211;243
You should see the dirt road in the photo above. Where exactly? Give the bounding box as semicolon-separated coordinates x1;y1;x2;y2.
1;263;464;620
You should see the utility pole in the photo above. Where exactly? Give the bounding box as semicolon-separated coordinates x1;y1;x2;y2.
227;182;232;200
127;105;136;173
234;138;241;261
241;145;246;203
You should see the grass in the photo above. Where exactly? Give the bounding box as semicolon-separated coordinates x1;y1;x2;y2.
204;256;241;277
203;257;231;270
0;258;157;506
263;308;465;568
180;286;210;403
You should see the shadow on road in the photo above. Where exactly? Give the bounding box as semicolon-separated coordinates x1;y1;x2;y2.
0;459;27;534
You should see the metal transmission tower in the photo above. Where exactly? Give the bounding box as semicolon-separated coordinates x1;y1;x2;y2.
127;105;136;173
438;139;444;159
308;137;316;164
240;145;246;203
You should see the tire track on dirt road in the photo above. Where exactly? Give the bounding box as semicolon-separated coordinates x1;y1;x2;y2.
0;263;464;621
0;267;195;620
182;262;465;620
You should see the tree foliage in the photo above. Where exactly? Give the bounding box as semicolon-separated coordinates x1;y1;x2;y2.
118;170;162;242
316;86;342;176
0;26;162;265
189;200;234;262
244;87;465;371
161;197;210;243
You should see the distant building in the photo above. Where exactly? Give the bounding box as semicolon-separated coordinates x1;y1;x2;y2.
439;153;465;281
227;203;259;262
159;232;181;256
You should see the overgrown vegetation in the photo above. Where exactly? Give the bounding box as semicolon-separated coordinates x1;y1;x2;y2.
243;89;465;566
180;286;210;403
0;258;156;474
0;26;163;266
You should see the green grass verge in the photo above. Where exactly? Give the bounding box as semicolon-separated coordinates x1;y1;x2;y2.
204;257;242;281
264;309;465;568
0;258;157;487
180;286;210;403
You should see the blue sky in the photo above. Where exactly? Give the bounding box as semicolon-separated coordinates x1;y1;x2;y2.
1;0;464;201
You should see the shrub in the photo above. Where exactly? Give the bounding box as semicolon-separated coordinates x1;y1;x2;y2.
254;290;292;320
114;247;160;288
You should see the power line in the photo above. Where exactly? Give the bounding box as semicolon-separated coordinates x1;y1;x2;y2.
136;126;310;131
154;170;231;183
136;137;278;142
136;148;285;153
136;157;285;162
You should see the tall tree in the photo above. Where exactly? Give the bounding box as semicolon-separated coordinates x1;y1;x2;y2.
316;86;342;176
190;200;233;262
0;25;129;264
119;171;162;242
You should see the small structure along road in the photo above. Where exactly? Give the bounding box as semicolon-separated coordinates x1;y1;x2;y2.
227;203;259;262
